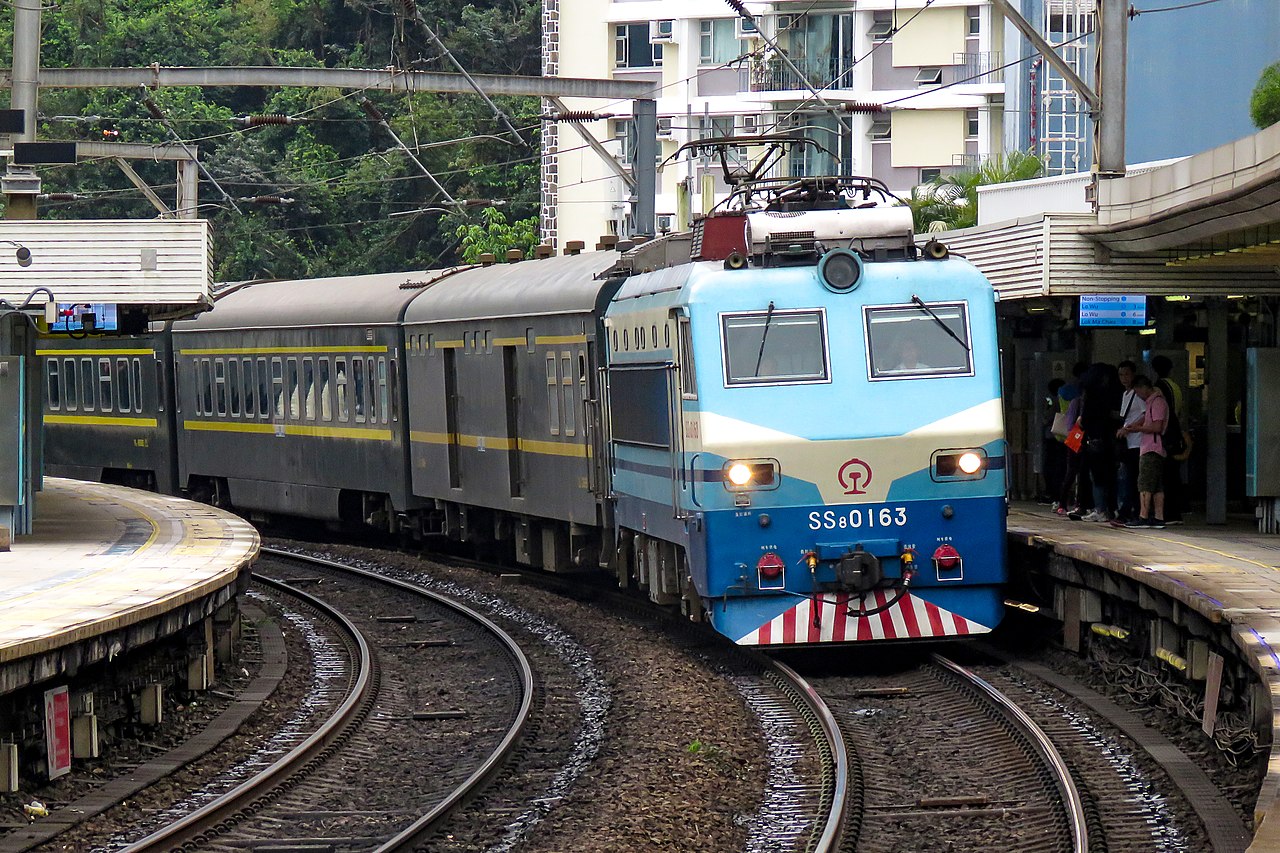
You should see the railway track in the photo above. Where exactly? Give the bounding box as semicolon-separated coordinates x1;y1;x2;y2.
115;548;535;852
817;649;1248;853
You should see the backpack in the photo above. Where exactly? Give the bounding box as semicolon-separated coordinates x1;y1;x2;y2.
1155;380;1185;457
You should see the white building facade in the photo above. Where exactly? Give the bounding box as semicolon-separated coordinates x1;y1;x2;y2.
541;0;1009;248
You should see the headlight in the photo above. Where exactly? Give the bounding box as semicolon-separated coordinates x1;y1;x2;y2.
932;448;988;480
957;452;983;474
722;459;780;490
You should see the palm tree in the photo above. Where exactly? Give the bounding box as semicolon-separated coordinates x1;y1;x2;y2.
904;150;1046;232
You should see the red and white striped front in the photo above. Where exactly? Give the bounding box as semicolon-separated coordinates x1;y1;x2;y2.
736;590;992;646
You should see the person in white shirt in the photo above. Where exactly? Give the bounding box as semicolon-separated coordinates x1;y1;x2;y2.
1112;359;1146;525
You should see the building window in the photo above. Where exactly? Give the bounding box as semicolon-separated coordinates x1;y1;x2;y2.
613;118;635;164
615;23;662;69
699;19;742;65
967;109;979;138
920;168;942;183
868;117;891;140
968;7;981;35
915;67;943;85
868;17;894;40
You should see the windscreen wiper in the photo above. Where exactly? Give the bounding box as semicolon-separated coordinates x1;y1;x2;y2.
911;294;970;353
753;301;776;377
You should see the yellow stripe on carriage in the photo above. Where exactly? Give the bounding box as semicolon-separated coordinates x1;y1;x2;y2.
37;349;155;357
409;431;589;458
44;414;158;428
179;345;387;355
184;420;393;441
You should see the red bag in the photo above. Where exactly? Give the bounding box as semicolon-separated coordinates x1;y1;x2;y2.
1064;422;1084;453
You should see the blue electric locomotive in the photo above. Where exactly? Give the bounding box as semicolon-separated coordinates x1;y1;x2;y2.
604;176;1006;645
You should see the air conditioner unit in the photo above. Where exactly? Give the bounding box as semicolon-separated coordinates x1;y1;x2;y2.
657;117;675;139
735;16;759;40
657;214;674;233
650;20;673;42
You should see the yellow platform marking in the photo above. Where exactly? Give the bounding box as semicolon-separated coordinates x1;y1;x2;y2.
44;415;159;428
184;419;393;441
180;345;387;355
37;348;155;357
1149;535;1280;573
410;431;589;458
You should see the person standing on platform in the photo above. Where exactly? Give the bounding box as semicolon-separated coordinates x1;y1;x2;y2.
1112;360;1145;526
1122;375;1167;529
1042;378;1068;504
1150;355;1185;524
1055;364;1088;515
1073;362;1120;522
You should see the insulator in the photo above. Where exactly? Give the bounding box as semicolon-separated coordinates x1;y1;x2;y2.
724;0;752;18
39;193;80;201
839;101;886;114
240;114;296;127
359;98;385;122
243;195;295;205
141;98;166;121
547;111;614;122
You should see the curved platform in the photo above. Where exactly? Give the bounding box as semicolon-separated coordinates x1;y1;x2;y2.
1007;505;1280;851
0;478;259;695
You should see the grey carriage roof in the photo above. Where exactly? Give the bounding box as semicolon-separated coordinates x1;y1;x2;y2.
402;251;621;324
180;267;475;330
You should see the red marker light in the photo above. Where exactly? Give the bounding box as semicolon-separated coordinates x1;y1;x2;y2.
757;552;785;581
932;544;961;569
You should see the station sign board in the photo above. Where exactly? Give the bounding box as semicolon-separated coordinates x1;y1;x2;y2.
43;686;70;779
1079;294;1146;327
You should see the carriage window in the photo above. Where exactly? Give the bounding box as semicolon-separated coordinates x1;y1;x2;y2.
132;359;144;413
546;354;560;435
287;358;300;419
561;354;575;436
865;302;972;380
116;358;132;413
320;358;332;421
256;358;268;417
214;358;227;416
388;358;399;422
526;327;536;353
367;357;378;422
303;358;316;420
46;360;60;410
81;359;96;411
155;361;165;413
241;358;255;417
228;359;241;417
722;309;828;386
98;358;114;412
353;358;365;422
64;359;78;411
378;358;388;424
336;358;350;422
678;317;697;399
271;358;284;418
199;359;212;415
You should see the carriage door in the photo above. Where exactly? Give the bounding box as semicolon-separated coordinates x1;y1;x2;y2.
443;348;461;488
583;341;608;497
502;346;523;497
674;312;697;507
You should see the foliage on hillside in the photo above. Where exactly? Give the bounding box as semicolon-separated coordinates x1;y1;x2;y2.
0;0;542;280
1252;60;1280;130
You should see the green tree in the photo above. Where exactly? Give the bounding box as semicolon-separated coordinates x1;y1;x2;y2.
456;206;539;262
1251;60;1280;130
904;150;1045;232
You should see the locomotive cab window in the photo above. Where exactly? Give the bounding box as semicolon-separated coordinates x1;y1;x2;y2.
865;302;973;380
721;309;829;386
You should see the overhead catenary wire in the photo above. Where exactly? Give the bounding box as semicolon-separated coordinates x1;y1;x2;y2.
139;87;243;214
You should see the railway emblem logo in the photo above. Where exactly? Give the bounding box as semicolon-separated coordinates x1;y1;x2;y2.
837;458;873;495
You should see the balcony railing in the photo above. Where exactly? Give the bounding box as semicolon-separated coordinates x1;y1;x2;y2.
953;51;1004;84
741;57;854;93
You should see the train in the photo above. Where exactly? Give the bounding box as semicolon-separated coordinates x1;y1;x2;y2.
38;174;1007;647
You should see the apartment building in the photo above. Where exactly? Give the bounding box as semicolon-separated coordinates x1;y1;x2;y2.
541;0;1007;248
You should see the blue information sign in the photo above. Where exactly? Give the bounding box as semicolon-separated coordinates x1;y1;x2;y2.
1078;294;1146;327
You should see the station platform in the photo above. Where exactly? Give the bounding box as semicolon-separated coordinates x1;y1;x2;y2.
1007;504;1280;850
0;478;259;696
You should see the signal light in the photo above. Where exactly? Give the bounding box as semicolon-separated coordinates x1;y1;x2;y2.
757;553;785;581
932;544;961;570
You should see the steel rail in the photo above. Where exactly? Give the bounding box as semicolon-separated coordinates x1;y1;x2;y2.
767;658;849;853
932;653;1089;853
120;547;535;852
118;568;375;852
